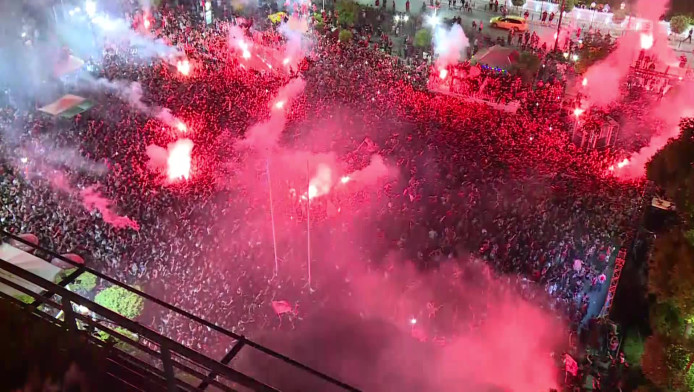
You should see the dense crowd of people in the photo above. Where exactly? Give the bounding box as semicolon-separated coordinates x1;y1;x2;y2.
0;3;648;389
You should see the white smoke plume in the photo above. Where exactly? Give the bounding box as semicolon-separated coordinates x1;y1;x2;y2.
433;24;469;69
240;78;306;151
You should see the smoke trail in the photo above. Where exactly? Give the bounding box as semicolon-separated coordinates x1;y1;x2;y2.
80;185;140;230
240;78;306;151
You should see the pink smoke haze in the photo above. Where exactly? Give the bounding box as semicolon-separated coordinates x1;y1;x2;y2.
80;186;140;230
237;259;563;391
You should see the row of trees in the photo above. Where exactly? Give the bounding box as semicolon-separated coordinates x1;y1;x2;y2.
639;119;694;390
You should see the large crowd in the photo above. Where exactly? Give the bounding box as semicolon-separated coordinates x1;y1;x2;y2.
0;3;646;388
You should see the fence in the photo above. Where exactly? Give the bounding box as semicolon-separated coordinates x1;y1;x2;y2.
0;229;359;392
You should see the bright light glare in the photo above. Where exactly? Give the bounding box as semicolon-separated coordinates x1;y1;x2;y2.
167;140;193;181
582;77;588;86
143;17;151;29
85;0;96;16
572;54;579;62
640;33;653;50
176;59;191;76
616;158;629;168
403;15;409;22
238;40;251;59
563;52;569;59
574;108;584;117
175;121;187;132
340;176;350;184
410;318;417;325
283;57;290;65
426;15;440;26
20;157;28;163
274;100;286;109
308;185;318;199
439;68;448;80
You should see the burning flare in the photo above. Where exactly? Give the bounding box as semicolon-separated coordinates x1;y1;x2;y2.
167;139;193;181
176;59;191;76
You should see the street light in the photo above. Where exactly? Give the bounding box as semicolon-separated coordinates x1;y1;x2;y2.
589;2;597;30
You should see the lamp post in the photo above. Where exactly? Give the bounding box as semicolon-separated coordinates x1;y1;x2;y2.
553;0;566;51
589;2;597;30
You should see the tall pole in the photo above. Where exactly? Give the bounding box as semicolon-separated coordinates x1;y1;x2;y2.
266;159;279;277
306;161;312;291
553;0;566;52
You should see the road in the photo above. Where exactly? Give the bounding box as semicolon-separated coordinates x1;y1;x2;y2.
352;0;694;62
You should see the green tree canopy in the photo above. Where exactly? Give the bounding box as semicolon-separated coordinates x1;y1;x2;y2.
563;0;575;13
414;28;432;48
339;29;353;43
94;285;144;320
670;15;691;35
511;0;526;6
648;229;694;320
642;334;694;391
624;330;646;365
336;0;359;26
574;35;616;73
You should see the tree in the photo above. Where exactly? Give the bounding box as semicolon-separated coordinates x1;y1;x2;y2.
339;29;353;43
648;229;694;321
94;285;144;320
670;15;691;35
624;330;646;365
414;28;432;48
513;51;541;83
336;0;359;26
574;34;616;73
71;272;98;292
642;334;694;391
647;120;694;229
511;0;526;7
563;0;575;13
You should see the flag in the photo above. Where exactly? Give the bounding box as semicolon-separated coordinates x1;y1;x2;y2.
565;353;578;376
272;300;293;315
652;197;675;211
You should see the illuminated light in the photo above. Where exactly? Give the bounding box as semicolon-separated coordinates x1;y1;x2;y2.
640;33;653;50
175;121;187;132
529;136;533;141
679;76;684;81
274;100;286;109
403;15;409;22
616;158;629;168
582;77;588;87
283;57;290;65
308;185;318;199
563;52;569;59
572;54;579;62
205;1;211;10
426;14;440;26
143;17;151;29
167;139;193;181
176;59;191;76
238;40;251;59
574;108;585;117
608;165;615;171
554;32;558;40
85;0;96;16
20;157;28;163
410;318;417;325
340;176;350;184
439;68;448;79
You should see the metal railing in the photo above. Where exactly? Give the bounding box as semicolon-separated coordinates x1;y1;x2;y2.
0;229;360;392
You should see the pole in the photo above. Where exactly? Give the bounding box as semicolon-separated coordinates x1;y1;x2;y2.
266;159;279;277
306;161;312;291
553;0;566;51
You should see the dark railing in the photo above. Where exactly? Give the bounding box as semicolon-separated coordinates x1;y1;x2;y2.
0;229;360;392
